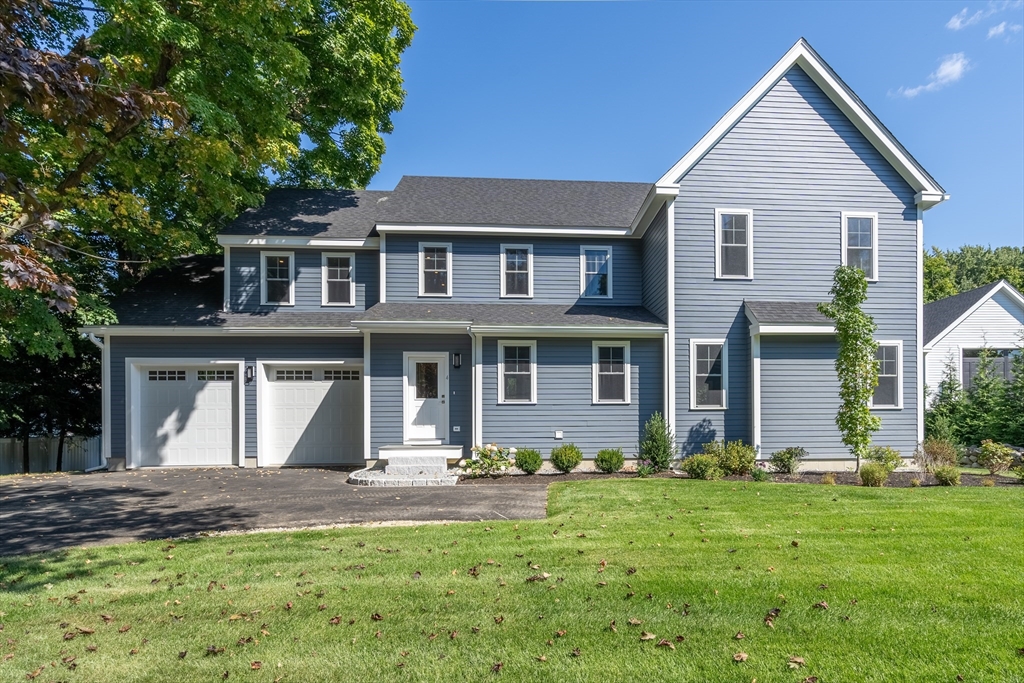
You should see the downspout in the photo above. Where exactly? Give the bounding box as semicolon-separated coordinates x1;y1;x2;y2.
84;333;109;471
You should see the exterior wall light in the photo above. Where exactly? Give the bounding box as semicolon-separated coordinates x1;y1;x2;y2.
452;353;462;369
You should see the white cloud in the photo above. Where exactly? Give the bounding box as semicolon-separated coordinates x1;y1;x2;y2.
947;1;1023;30
988;20;1023;36
895;53;970;98
947;8;984;29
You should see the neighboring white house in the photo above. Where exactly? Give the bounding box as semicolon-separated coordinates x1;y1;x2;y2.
923;279;1024;404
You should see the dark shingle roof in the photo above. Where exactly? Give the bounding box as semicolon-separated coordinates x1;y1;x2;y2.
377;176;653;228
220;189;388;239
744;300;831;326
923;281;1006;346
356;303;665;327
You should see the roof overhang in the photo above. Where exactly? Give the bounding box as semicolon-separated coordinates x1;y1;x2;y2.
470;325;667;337
216;235;379;249
744;306;835;336
374;223;632;238
923;280;1024;350
657;38;947;210
79;325;361;337
353;320;472;334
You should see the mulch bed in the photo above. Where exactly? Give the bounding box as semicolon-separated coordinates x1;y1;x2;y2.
460;470;1022;487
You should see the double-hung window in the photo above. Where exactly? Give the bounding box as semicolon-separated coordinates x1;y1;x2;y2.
322;253;355;306
498;340;536;404
842;212;878;281
500;244;533;298
691;339;727;409
715;209;753;279
420;243;452;296
593;342;630;404
261;252;294;305
580;246;612;298
871;342;902;408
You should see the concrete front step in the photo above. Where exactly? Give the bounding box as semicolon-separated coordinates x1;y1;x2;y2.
379;445;462;476
347;467;459;487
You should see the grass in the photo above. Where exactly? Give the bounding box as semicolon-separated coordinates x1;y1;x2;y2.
1;480;1022;682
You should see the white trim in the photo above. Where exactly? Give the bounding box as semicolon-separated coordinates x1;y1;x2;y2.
354;321;472;333
363;333;372;460
499;243;534;298
689;338;729;411
217;235;379;249
497;340;537;404
656;39;947;208
579;245;613;299
752;323;836;336
91;334;111;467
81;326;360;336
418;242;453;297
592;340;631;405
923;280;1024;350
666;199;676;432
260;250;295;306
840;211;879;282
125;358;246;470
321;251;356;307
402;352;450;444
751;333;762;452
378;223;631;237
379;233;387;303
714;208;754;280
870;340;904;410
916;208;924;442
223;246;231;312
469;325;666;337
472;334;483;446
630;185;681;238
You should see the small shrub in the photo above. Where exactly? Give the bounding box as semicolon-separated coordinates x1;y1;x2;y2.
866;446;903;473
701;439;757;476
910;477;922;487
933;465;961;486
978;440;1014;475
550;443;583;474
514;448;542;475
821;472;837;486
594;448;625;474
768;447;807;474
750;466;771;482
635;460;656;478
680;454;722;481
859;462;889;487
914;437;960;472
465;443;513;477
982;477;996;487
1014;464;1024;482
639;412;676;472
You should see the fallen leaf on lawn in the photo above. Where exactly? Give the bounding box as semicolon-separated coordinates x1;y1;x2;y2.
76;627;95;635
178;651;187;659
791;540;799;547
222;671;229;680
802;677;819;683
640;632;656;641
251;661;262;670
628;618;642;626
1;654;12;662
675;635;685;642
129;648;139;655
118;625;131;633
100;614;113;623
449;630;458;639
789;656;806;668
371;613;384;621
472;627;481;633
733;652;748;662
571;647;581;657
85;645;97;652
536;655;547;662
735;632;745;640
818;584;828;590
412;572;421;580
813;601;828;610
375;631;382;639
228;614;244;621
318;604;327;611
285;602;293;610
26;667;43;679
491;662;503;672
555;630;566;638
609;620;617;633
526;573;550;582
63;631;76;640
494;616;504;624
597;582;607;587
764;608;781;628
206;645;225;655
656;639;675;650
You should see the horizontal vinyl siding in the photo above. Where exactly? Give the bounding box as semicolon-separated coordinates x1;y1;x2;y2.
481;337;662;457
230;248;378;312
674;65;919;457
368;334;472;457
384;235;643;305
109;336;364;461
640;205;669;322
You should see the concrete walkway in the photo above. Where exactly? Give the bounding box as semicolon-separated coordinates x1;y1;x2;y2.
0;468;549;556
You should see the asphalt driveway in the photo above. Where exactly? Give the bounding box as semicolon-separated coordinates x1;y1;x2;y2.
0;468;549;556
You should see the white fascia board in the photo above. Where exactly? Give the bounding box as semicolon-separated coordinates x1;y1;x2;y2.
375;223;633;238
657;39;946;207
79;326;362;336
217;235;379;249
353;321;473;333
629;185;680;238
755;324;836;336
915;191;951;211
469;325;667;337
922;281;1024;350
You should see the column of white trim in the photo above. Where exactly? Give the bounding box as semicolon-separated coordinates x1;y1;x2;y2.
223;246;231;312
916;208;924;444
379;234;387;303
101;336;111;467
751;333;761;455
665;199;677;432
473;334;483;447
363;332;372;461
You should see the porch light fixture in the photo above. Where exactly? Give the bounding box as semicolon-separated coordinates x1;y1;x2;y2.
452;353;462;369
245;365;255;384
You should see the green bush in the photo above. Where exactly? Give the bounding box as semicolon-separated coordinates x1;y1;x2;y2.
914;437;960;472
750;466;771;482
464;443;513;477
933;465;961;486
978;439;1014;475
550;443;583;474
594;448;624;474
680;454;722;481
639;412;676;472
513;448;542;474
821;472;836;486
866;446;903;473
701;439;756;476
859;462;889;487
768;447;807;474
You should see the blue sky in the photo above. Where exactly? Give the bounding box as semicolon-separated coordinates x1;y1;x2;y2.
367;0;1024;250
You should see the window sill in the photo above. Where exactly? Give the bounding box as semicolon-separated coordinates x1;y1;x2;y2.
322;302;356;308
869;405;902;410
499;295;533;300
580;295;613;300
593;400;630;406
418;293;453;298
497;400;537;406
261;302;295;307
690;405;728;411
714;276;753;281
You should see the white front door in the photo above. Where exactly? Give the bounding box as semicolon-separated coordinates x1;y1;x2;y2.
404;353;448;443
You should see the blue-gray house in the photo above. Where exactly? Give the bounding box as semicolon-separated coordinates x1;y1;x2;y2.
82;39;948;472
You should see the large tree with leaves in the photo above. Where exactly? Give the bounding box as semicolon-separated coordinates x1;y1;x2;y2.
1;0;415;357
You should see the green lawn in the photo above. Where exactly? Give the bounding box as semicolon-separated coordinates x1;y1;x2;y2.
1;481;1022;683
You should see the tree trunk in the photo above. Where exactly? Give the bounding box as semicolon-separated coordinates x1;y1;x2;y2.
21;425;30;474
56;429;66;473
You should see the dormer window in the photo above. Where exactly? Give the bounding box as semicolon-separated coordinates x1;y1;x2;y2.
261;252;294;306
580;246;612;298
419;242;452;297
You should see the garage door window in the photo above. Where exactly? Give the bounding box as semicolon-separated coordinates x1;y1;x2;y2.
198;369;235;381
324;369;360;380
149;370;186;381
276;369;313;381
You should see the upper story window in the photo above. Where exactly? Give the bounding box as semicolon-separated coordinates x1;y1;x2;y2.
322;252;355;306
841;212;878;281
593;342;630;404
691;339;727;409
420;243;452;297
500;244;533;298
871;341;902;409
715;209;753;279
498;340;537;404
580;246;612;298
261;251;294;306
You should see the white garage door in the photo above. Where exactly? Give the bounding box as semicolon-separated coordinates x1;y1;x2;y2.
264;365;363;466
139;367;237;467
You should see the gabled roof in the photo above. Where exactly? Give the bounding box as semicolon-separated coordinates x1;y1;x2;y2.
657;38;947;210
924;279;1024;347
220;189;388;240
355;302;665;328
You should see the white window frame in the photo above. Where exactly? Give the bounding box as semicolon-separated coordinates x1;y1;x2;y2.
870;339;903;410
497;340;537;405
714;208;754;280
418;242;453;297
579;245;613;299
840;211;879;282
321;251;356;307
592;341;631;405
499;243;534;298
260;251;294;306
690;338;728;410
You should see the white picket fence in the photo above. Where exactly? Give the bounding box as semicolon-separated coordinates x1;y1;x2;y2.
0;436;102;474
